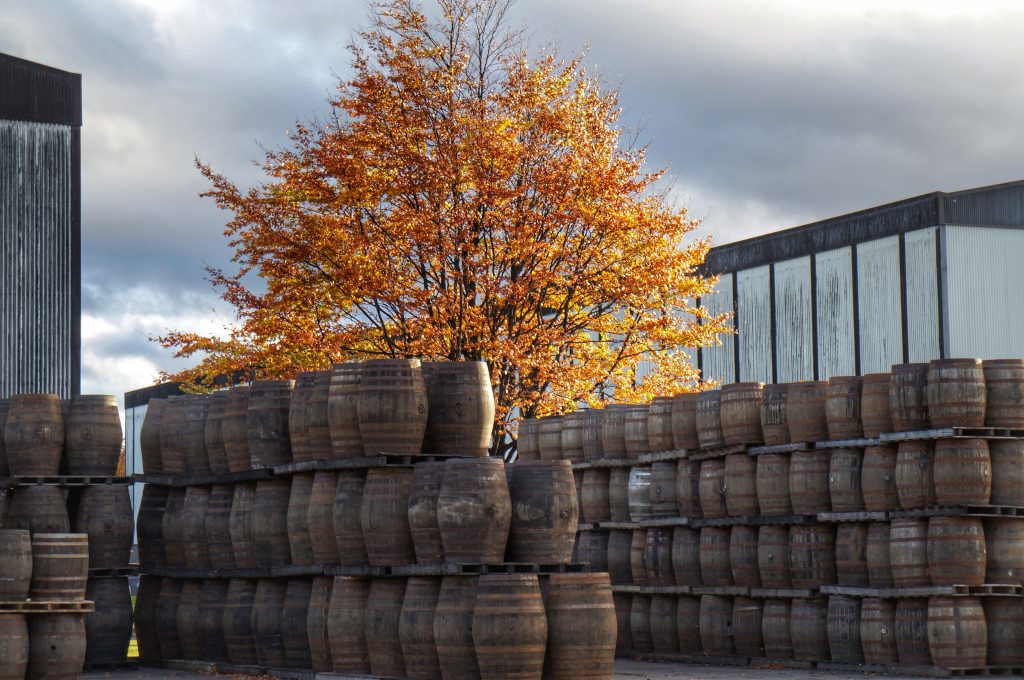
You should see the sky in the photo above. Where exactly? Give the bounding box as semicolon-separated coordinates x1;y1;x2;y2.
2;0;1023;409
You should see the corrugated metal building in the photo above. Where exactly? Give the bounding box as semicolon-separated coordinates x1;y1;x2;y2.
699;180;1024;384
0;53;82;398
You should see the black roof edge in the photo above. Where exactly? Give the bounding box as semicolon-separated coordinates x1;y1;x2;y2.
0;53;82;126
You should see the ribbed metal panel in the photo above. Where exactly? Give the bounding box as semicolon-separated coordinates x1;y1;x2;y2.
736;266;772;383
0;120;74;397
815;247;856;379
700;274;736;384
773;256;813;382
904;227;941;362
0;53;82;126
857;236;903;373
942;182;1024;228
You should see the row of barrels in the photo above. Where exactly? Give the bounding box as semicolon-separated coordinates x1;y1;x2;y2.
139;459;579;569
519;357;1024;460
0;394;121;477
135;573;616;680
617;593;1018;669
141;359;496;475
576;517;1024;588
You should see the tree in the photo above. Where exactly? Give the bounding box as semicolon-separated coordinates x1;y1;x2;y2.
158;0;731;458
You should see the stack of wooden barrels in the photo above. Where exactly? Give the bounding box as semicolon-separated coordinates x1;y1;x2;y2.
0;393;134;673
527;357;1024;674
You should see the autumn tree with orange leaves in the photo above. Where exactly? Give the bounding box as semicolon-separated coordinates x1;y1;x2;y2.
159;0;731;458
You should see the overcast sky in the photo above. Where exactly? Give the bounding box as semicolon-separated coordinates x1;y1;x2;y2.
2;0;1023;408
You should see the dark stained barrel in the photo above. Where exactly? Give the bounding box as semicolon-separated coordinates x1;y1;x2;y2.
581;468;611;523
984;359;1024;428
609;467;630;522
199;579;229;662
672;527;701;586
860;597;897;664
0;530;31;600
287;473;315;566
222;386;252;472
30;533;88;601
789;451;831;514
895;440;935;509
724;452;758;516
222;578;257;665
248;380;294;467
756;453;792;516
421;361;494;458
362;466;416;566
895;597;931;666
788;524;836;589
720;382;764;445
408;461;448;565
607;529;633;585
177;580;205;660
574;530;609;572
990;439;1024;506
623;405;651;459
890;518;929;587
253;479;291;568
927;596;987;669
650;461;677;516
790;598;829;662
333;469;368;564
7;484;70;534
675;459;701;517
359;359;428;456
648;593;679;654
438;458;512;563
282;579;313;669
699;527;732;587
862;445;899;512
4;393;63;475
399;577;442;679
890;363;929;432
729;525;760;588
139;398;166;475
861;373;894;438
582;409;603;461
472;574;547;680
645;527;674;587
288;372;315;461
927;358;986;428
866;521;894;587
252;578;288;668
760;383;789;446
155;577;183;661
203;390;230;474
560;412;586;462
27;613;86;679
698;458;727;518
65;395;121;475
671;393;700;450
828;447;864;512
762;598;793;660
933;438;991;505
573;469;585;517
698;594;734;656
205;484;235;570
228;482;258;569
927;516;986;586
646;397;674;453
629;595;653;653
181;486;211;571
613;593;632;651
627;465;652;521
676;595;701;654
826;595;863;664
328;577;372;673
159;396;186;474
758;525;791;589
517;419;540;461
786;381;828;443
695;391;724;449
985;517;1024;585
600;405;630;459
434;576;479;680
133;575;161;661
538;416;563;461
983;598;1024;666
75;484;133;569
732;597;764;658
179;394;211;475
630;529;649;586
825;376;863;440
328;363;363;459
307;576;333;672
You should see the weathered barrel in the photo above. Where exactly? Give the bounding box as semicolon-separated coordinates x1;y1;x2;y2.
627;465;652;521
934;438;991;505
4;393;63;475
600;405;630;459
362;466;416;566
928;358;986;428
698;458;727;518
649;593;679;654
137;485;168;568
307;576;333;672
304;370;335;461
674;595;700;654
720;382;764;445
895;597;931;666
158;396;186;474
699;527;732;587
74;483;133;569
84;577;132;664
866;521;894;587
0;530;31;602
623;405;651;458
758;525;791;589
608;467;630;522
27;613;86;679
289;371;315;461
890;363;930;432
328;363;363;459
645;527;674;587
862;445;899;511
731;597;763;658
983;598;1024;666
398;577;442;679
155;577;183;660
724;452;758;516
647;397;675;452
30;533;88;601
990;439;1024;506
160;488;187;567
671;527;701;586
889;518;929;587
834;523;869;587
334;469;369;564
581;468;611;523
222;578;257;665
439;458;512;563
253;478;291;568
517;419;541;461
537;416;564;461
756;453;792;516
139;398;166;475
203;390;230;474
695;391;724;449
204;485;233;571
434;576;479;680
329;576;373;673
573;469;584;516
928;516;986;586
199;579;229;662
761;598;793;659
287;473;315;566
859;597;897;664
179;394;211;475
630;529;649;586
985;517;1024;584
177;582;209;661
252;578;288;668
825;376;863;440
359;359;429;456
826;595;863;664
983;359;1024;427
248;380;294;466
729;525;760;588
133;575;161;660
760;384;789;446
408;461;446;564
790;598;829;662
927;596;987;669
281;579;312;670
828;447;864;512
222;386;252;472
788;524;836;589
421;361;494;458
580;409;604;461
508;460;577;563
559;411;586;462
65;395;121;475
228;482;258;569
895;441;935;509
671;393;700;450
629;595;653;652
472;574;547;680
698;594;734;656
666;462;697;521
611;593;632;651
786;381;828;443
574;530;609;572
7;485;70;534
181;486;211;571
302;471;339;564
607;530;633;585
789;451;831;514
861;373;893;438
649;461;677;518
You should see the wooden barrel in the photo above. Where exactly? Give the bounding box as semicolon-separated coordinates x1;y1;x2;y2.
927;596;987;668
629;595;653;653
895;441;936;509
985;517;1024;584
699;527;732;587
4;393;63;475
623;405;651;458
983;598;1024;666
573;469;585;517
517;419;541;461
199;579;229;662
362;466;416;566
436;458;510;563
176;581;205;660
825;376;863;440
861;373;894;438
698;459;727;518
674;595;700;654
133;575;161;661
890;518;929;587
328;363;363;459
508;460;575;563
990;439;1024;506
7;485;70;534
222;578;257;665
205;484;234;570
155;577;183;660
27;613;85;679
0;530;31;601
629;529;649;586
398;577;442;679
358;360;429;456
181;486;211;571
537;416;564;461
786;381;827;443
222;386;252;472
252;578;288;667
307;576;333;672
179;394;211;475
790;598;829;662
607;530;633;585
472;574;547;680
65;395;121;475
729;525;760;588
627;466;652;521
672;527;701;586
281;579;312;669
74;483;133;570
934;438;991;505
328;576;373;673
581;469;611;523
649;594;679;653
408;461;446;564
860;597;897;664
139;398;166;475
247;380;294;467
560;412;586;462
574;530;609;572
645;527;674;587
862;445;899;512
650;461;677;517
287;473;315;566
421;361;494;458
695;391;724;449
928;516;986;586
137;485;168;568
334;469;369;564
890;363;930;432
252;479;291;568
724;452;758;516
698;594;734;656
984;359;1024;428
928;358;986;428
720;382;764;446
581;409;604;461
203;390;230;474
600;405;630;459
433;576;479;680
612;593;633;651
828;447;864;512
671;393;700;450
608;467;630;522
647;397;675;452
762;599;793;659
83;577;132;664
304;370;334;461
866;521;894;587
789;451;831;514
760;383;789;446
788;524;836;589
826;595;863;664
228;482;258;569
758;525;791;589
30;533;87;601
289;371;315;461
675;459;701;517
895;598;931;666
731;597;763;658
756;453;792;516
158;396;186;474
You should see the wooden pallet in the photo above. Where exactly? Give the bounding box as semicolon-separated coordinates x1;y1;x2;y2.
133;468;274;487
638;449;690;465
0;600;94;613
0;474;130;488
892;504;1024;519
819;661;1024;677
599;521;641;530
750;587;818;598
640;516;691;527
814;437;884;449
820;583;1024;597
87;566;139;577
748;442;811;456
880;427;1024;442
748;514;817;526
692;585;750;596
616;650;750;667
817;511;890;522
571;457;635;470
688;443;750;461
611;584;692;594
389;562;590;576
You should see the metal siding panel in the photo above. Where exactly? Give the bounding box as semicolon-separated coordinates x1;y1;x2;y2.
815;247;856;379
701;274;735;384
773;257;813;382
737;266;772;383
857;236;903;374
904;227;941;362
942;184;1024;228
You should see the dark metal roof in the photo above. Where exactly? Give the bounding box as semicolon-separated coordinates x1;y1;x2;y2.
124;382;184;409
0;53;81;126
